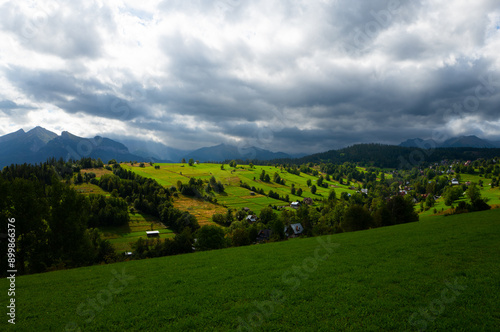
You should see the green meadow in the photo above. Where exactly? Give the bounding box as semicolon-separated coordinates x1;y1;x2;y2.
72;163;500;252
122;163;499;220
419;173;500;218
3;209;499;331
122;163;359;215
72;182;175;253
99;213;175;252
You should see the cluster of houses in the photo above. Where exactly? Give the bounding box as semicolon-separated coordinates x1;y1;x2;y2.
127;197;317;255
255;222;305;241
245;200;310;241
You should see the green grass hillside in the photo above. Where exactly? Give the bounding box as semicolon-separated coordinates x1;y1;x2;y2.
121;163;500;221
2;209;499;331
122;163;360;217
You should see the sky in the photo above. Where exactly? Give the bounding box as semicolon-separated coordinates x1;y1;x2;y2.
1;0;500;154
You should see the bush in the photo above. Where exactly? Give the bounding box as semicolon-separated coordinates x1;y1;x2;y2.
342;205;373;232
212;213;226;225
230;228;251;247
194;226;227;251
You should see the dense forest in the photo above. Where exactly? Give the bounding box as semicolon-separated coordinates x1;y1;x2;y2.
0;158;199;276
248;144;500;168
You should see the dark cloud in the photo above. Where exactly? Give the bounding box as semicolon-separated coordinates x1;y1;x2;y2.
1;0;499;153
0;100;24;110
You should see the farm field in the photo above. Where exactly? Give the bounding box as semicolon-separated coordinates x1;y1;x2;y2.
3;209;499;331
71;182;175;252
72;163;500;243
172;195;226;227
81;168;113;178
121;163;500;219
122;163;360;215
72;183;110;196
99;212;174;252
419;173;500;217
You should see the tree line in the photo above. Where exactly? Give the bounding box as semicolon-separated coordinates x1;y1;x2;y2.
0;159;200;276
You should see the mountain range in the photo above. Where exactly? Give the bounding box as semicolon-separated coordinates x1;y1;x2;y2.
399;135;500;149
0;127;294;167
1;127;499;168
182;144;291;162
0;127;145;168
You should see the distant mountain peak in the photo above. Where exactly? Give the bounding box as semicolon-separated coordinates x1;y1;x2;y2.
183;143;290;162
26;126;58;144
0;127;156;167
0;128;26;144
441;135;495;148
399;138;437;149
399;135;498;149
60;131;80;140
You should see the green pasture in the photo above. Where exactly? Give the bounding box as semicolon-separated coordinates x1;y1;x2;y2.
99;212;174;252
3;209;499;331
72;183;110;196
420;173;500;217
123;163;360;214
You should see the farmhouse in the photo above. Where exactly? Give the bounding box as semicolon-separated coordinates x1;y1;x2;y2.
303;197;313;205
451;178;459;185
284;223;304;238
291;201;301;209
246;215;258;223
256;229;272;242
146;231;160;238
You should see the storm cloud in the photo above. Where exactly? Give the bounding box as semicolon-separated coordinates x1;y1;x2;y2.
1;0;499;153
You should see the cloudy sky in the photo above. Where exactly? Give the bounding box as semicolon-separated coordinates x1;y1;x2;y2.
1;0;500;154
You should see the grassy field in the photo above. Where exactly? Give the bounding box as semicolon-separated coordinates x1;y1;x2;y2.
99;212;175;252
419;173;500;217
71;182;175;252
81;168;113;178
122;163;500;220
3;209;499;331
72;183;110;196
172;196;226;227
122;163;360;215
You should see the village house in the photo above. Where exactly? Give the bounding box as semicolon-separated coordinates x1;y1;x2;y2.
246;215;258;223
256;229;272;242
302;197;313;205
284;223;304;238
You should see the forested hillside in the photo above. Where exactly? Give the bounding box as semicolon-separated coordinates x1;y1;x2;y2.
267;144;500;168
